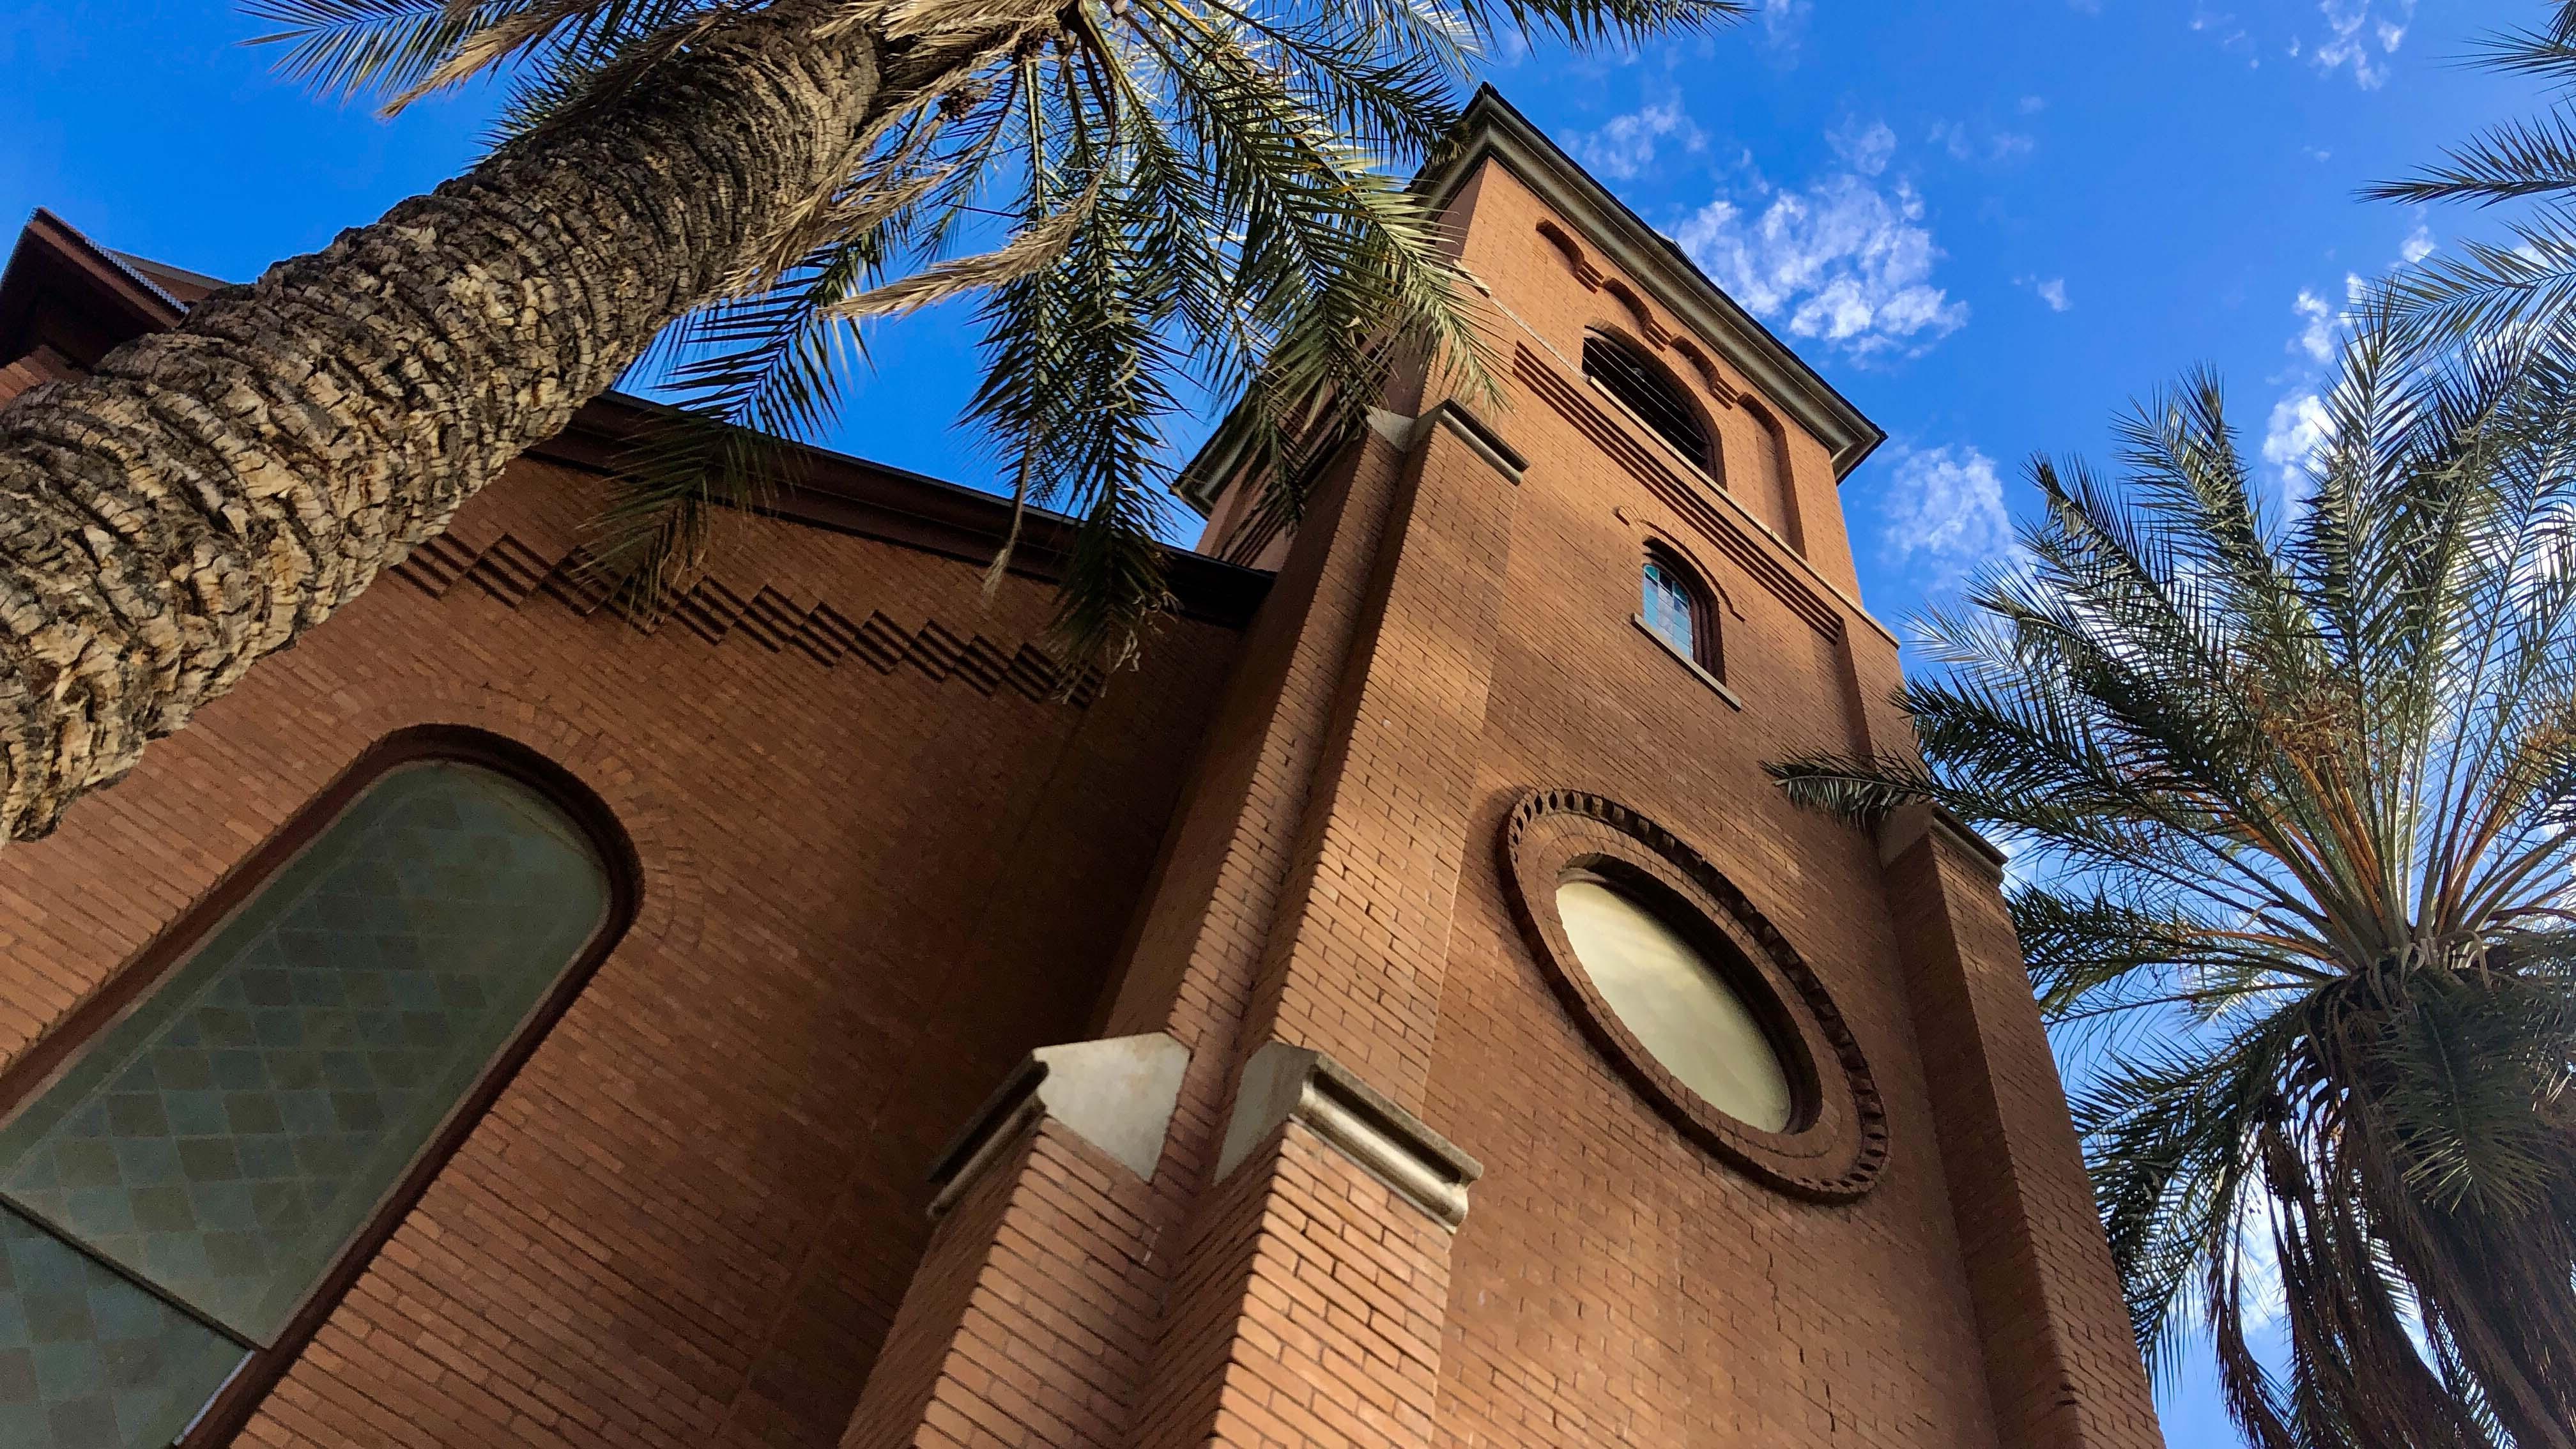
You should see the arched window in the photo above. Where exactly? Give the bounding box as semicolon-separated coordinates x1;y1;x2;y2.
0;732;633;1448
1583;331;1712;470
1641;548;1722;680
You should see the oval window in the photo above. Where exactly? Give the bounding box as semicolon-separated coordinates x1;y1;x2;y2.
1553;871;1795;1132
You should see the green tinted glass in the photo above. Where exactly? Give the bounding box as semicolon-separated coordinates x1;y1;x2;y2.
0;762;610;1349
0;1204;244;1449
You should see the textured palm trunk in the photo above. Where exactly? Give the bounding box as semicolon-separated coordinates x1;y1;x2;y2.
0;8;895;839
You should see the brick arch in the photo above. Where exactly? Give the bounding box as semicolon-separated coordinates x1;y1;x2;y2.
308;684;696;956
1734;392;1807;553
1583;322;1724;482
1634;522;1742;622
1596;279;1669;347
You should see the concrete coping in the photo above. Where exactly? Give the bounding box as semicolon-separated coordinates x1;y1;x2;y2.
1365;401;1528;486
1875;801;2009;882
925;1032;1190;1220
1216;1042;1486;1231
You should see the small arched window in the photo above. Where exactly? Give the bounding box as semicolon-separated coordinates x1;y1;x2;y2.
1642;548;1722;680
1584;331;1712;469
0;733;632;1448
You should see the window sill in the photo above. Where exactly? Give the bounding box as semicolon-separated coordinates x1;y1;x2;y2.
1633;615;1742;710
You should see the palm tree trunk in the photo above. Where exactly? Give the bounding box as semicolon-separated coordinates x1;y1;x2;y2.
0;6;893;839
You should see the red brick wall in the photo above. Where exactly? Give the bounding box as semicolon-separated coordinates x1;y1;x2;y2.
0;459;1243;1448
1398;160;2104;1446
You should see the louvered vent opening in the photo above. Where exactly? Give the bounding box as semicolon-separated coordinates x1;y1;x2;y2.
1583;333;1710;467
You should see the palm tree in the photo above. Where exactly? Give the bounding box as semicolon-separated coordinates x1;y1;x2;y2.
2370;2;2576;338
0;0;1738;842
1772;309;2576;1449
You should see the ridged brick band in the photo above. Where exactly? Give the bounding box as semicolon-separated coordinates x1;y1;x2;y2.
1501;787;1891;1201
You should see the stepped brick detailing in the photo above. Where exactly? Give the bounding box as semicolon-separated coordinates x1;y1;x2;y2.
390;530;1101;705
1516;341;1847;639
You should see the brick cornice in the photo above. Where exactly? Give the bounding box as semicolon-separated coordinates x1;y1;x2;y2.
1418;88;1886;481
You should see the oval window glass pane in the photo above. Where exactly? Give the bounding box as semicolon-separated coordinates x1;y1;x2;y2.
1554;875;1795;1132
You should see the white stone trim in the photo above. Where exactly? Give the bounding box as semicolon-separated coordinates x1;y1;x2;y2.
926;1032;1190;1218
1217;1043;1485;1230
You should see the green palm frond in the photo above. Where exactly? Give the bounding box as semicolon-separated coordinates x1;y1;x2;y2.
1775;307;2576;1447
2370;6;2576;342
245;0;1740;669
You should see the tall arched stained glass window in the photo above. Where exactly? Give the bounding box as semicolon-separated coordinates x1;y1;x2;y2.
0;744;628;1448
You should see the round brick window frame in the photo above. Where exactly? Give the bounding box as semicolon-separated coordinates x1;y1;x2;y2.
1501;789;1889;1201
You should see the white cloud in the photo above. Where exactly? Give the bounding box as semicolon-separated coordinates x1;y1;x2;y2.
1574;100;1704;182
2262;229;2436;505
2308;0;2414;89
1830;118;1897;177
2263;390;2331;505
1760;0;1812;52
1673;142;1968;360
2291;288;2336;364
2192;6;2260;64
2018;95;2049;114
1880;444;2016;585
2034;277;2071;311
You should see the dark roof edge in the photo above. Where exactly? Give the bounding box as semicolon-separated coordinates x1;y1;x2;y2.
0;213;1269;631
0;209;188;372
1427;87;1883;481
529;394;1273;629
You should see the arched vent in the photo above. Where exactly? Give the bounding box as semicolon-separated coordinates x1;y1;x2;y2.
1583;332;1710;467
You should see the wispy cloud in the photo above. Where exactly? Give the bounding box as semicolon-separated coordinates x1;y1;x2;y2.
1673;126;1968;360
1574;100;1704;181
2017;275;2073;312
2290;287;2337;364
2303;0;2414;89
2192;6;2260;66
1830;117;1897;177
1879;444;2017;586
2262;226;2437;503
1929;119;2035;164
1758;0;1813;57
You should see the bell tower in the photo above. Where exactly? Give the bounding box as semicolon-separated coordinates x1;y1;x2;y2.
839;88;2166;1449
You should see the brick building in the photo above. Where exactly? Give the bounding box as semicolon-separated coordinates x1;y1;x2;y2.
0;90;2164;1448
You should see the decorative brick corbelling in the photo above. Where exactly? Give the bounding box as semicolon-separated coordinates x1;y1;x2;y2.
1501;787;1892;1200
390;530;1101;705
1515;341;1849;640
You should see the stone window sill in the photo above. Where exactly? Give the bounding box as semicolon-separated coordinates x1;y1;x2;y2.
1633;615;1742;710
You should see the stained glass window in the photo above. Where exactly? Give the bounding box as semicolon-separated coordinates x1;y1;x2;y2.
1643;556;1703;665
0;758;615;1446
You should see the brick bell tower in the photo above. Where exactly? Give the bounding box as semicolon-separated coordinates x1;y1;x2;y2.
838;88;2165;1449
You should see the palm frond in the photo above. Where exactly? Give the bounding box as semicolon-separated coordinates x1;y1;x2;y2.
1794;304;2576;1444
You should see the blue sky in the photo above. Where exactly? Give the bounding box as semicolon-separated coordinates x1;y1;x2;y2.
0;1;2545;1441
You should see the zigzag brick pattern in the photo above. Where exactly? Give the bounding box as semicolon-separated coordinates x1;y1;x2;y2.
389;531;1100;706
